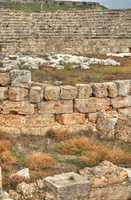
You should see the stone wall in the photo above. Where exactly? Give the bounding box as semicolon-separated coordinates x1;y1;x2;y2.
0;9;131;55
0;68;130;143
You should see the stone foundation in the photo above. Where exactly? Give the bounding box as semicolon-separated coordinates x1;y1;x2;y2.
0;68;130;143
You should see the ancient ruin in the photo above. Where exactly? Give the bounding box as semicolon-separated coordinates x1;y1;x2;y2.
0;9;131;55
0;1;131;200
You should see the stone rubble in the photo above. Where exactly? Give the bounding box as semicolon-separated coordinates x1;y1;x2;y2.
0;54;120;71
10;168;30;180
7;161;131;200
107;53;131;57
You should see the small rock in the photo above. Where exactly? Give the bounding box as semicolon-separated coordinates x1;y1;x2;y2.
11;168;30;180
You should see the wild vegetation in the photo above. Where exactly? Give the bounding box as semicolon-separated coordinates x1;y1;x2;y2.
0;1;107;12
1;131;131;190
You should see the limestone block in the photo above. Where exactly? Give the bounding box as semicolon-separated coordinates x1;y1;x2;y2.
92;83;108;97
10;70;31;87
89;185;131;200
96;112;118;139
118;108;131;117
56;113;85;125
0;126;20;135
75;98;110;113
77;84;92;99
115;80;131;96
111;96;131;108
60;85;77;100
30;86;43;103
39;100;73;114
21;126;51;136
0;101;34;115
115;117;131;143
0;73;10;86
0;87;8;101
88;112;98;123
0;114;25;128
45;172;89;200
9;87;28;101
105;82;118;98
44;86;60;100
25;114;55;127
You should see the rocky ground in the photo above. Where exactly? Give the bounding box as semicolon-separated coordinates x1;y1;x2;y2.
0;53;120;71
5;161;131;200
1;53;131;85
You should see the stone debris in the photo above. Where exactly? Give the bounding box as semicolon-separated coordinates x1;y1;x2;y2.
79;160;128;187
45;172;90;200
8;161;131;200
10;168;30;180
0;54;120;71
107;53;131;57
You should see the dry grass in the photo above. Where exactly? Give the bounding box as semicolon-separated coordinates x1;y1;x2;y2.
0;139;16;171
56;137;131;165
32;63;131;85
0;140;12;153
27;152;56;170
46;129;74;142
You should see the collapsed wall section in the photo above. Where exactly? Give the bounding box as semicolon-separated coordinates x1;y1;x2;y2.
0;9;131;54
0;68;130;143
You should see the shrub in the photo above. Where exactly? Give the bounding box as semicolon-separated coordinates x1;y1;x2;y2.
0;151;16;170
26;152;56;170
0;140;12;153
56;137;131;166
46;129;71;142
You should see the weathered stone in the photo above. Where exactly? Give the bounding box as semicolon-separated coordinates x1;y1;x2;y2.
75;98;110;113
115;117;131;143
17;182;36;198
0;73;10;86
0;87;8;101
45;172;90;200
11;168;30;180
9;87;28;101
10;70;31;87
77;84;92;99
0;126;20;135
0;101;34;115
96;112;118;139
25;114;55;127
60;85;77;100
92;83;108;97
105;82;118;98
80;161;128;186
88;112;98;123
111;96;131;108
21;126;51;136
44;86;60;100
115;80;131;96
56;113;85;125
30;86;43;103
118;108;131;117
39;100;73;114
0;114;24;128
